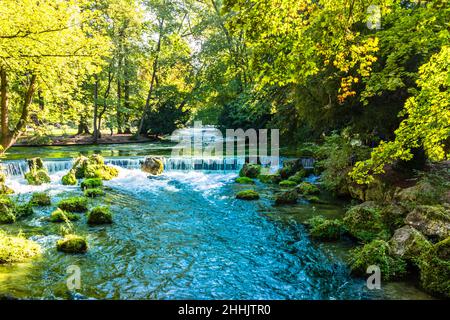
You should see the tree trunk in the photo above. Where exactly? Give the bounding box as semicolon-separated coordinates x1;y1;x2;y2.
77;116;90;135
93;75;100;143
0;68;9;148
117;77;123;134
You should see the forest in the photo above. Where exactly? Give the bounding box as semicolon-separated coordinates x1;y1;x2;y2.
0;0;449;301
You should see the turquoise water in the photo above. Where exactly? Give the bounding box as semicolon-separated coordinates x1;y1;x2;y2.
0;143;433;299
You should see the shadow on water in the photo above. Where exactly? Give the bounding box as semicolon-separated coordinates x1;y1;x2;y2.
0;166;434;300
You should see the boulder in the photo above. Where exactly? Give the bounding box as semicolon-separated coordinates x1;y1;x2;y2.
72;154;119;180
306;216;345;240
389;226;432;261
239;163;261;178
279;180;297;188
278;159;302;179
141;156;164;175
236;190;260;200
56;235;88;254
275;190;298;205
24;157;50;185
49;208;80;223
57;197;88;213
87;206;113;225
62;169;77;185
405;205;450;241
343;201;390;242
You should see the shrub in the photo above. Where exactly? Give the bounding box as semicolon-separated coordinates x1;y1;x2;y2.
349;240;407;281
84;188;105;198
0;230;41;264
0;203;15;224
49;208;80;223
307;216;345;240
30;192;51;206
87;206;113;225
57;197;88;213
235;177;255;184
236;190;260;200
56;234;88;253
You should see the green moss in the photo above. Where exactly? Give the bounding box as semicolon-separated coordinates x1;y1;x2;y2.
0;173;14;195
296;182;320;195
56;234;88;254
81;178;103;190
418;237;450;298
236;190;260;200
343;202;390;243
306;216;345;240
389;226;432;265
0;203;15;224
349;240;407;281
0;230;41;264
239;164;261;178
14;203;34;219
30;192;51;206
57;197;88;213
84;188;105;198
235;177;255;184
87;206;113;225
61;170;77;185
305;195;323;204
287;170;306;184
279;180;297;187
278;159;303;179
72;154;119;181
257;174;281;184
275;190;298;205
24;169;51;185
49;208;80;223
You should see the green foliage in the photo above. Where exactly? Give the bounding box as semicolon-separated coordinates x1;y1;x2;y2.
30;192;51;206
57;197;88;213
50;208;80;223
84;188;105;198
81;178;103;190
14;203;33;219
257;174;281;184
349;240;407;281
306;216;345;241
87;206;113;225
235;177;255;184
0;230;41;264
287;170;306;184
279;180;297;188
236;190;260;200
296;182;320;196
56;234;88;254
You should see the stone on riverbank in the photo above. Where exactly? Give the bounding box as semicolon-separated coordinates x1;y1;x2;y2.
56;235;88;254
236;190;260;200
389;225;432;262
405;205;450;241
239;163;261;179
141;156;164;175
349;240;407;281
343;202;390;242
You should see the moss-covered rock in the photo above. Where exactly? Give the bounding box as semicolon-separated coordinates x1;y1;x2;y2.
49;208;80;223
405;205;450;241
389;226;432;264
236;190;260;200
257;174;281;184
235;177;255;184
24;157;50;185
57;197;88;213
279;180;297;188
87;206;113;225
278;159;303;179
84;188;105;198
0;173;14;195
306;216;345;240
287;170;307;184
0;230;41;264
418;237;450;298
296;182;320;195
141;156;164;175
61;169;77;185
80;178;103;190
0;202;15;224
349;240;407;281
30;192;51;206
274;190;298;205
305;195;324;204
14;203;34;219
72;154;119;180
56;234;88;254
380;203;409;232
239;163;261;179
343;202;390;242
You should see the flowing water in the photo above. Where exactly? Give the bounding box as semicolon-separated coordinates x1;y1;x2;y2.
0;143;433;300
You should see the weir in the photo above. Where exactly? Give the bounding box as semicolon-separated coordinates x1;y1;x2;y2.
0;156;314;177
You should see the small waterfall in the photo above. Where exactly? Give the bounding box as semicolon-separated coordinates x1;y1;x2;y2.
44;160;74;173
300;158;315;169
1;160;29;176
105;158;143;169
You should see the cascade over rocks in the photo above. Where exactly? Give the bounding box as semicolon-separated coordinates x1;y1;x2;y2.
24;157;50;185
